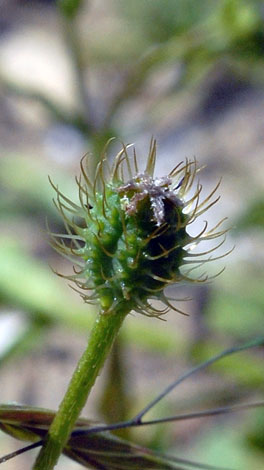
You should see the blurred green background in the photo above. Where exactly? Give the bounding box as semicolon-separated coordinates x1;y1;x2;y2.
0;0;264;468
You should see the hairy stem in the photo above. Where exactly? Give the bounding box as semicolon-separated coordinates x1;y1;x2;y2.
32;308;127;470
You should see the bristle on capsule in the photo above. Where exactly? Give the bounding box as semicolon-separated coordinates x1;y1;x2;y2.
49;141;229;318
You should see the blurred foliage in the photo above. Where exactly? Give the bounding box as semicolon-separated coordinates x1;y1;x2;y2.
247;409;264;452
206;265;264;337
235;197;264;231
57;0;84;19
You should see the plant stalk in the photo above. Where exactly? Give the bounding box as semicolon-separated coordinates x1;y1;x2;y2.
32;308;127;470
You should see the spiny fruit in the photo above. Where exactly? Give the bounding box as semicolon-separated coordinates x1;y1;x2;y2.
50;140;228;318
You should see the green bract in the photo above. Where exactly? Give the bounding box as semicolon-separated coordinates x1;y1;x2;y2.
50;140;228;317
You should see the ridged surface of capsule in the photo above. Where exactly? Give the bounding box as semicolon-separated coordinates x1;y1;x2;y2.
50;140;228;317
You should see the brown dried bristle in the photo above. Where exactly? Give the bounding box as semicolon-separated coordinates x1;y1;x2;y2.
49;140;230;317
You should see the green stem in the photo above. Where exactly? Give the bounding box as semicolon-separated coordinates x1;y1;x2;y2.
32;309;127;470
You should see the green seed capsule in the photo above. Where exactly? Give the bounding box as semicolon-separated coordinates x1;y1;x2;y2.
50;140;229;317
